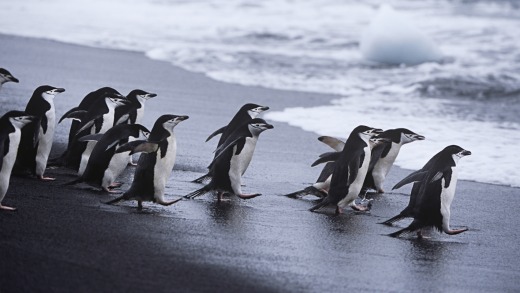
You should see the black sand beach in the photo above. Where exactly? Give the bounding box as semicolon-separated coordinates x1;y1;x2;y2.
1;34;519;292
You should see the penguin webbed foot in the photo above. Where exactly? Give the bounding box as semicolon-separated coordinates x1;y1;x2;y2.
445;227;468;235
236;193;261;200
0;204;17;211
38;175;56;181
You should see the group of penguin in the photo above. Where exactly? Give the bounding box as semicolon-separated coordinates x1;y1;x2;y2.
0;67;471;239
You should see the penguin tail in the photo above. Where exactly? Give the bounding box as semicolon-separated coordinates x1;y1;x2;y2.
184;185;211;199
309;197;330;212
192;173;211;184
104;194;126;205
63;177;83;186
388;227;410;238
388;220;422;238
380;215;406;226
284;186;326;199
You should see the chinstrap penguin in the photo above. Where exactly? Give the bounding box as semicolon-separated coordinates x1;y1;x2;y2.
193;103;269;183
309;126;385;214
14;85;65;180
65;124;150;193
0;68;19;90
0;111;36;211
105;115;188;210
388;145;471;238
185;118;274;202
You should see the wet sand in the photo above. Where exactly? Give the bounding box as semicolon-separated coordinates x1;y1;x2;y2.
1;34;519;292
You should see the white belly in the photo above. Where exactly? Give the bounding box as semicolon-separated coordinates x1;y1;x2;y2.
0;129;22;201
440;167;458;232
338;147;371;208
229;137;257;195
102;150;130;188
35;109;55;176
372;143;401;190
153;135;176;202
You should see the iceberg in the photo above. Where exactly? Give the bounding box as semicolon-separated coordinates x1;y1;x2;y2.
360;5;443;65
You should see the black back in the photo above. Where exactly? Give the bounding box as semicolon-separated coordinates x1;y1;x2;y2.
0;111;28;172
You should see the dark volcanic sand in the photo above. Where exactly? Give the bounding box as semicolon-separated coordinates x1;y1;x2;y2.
0;34;519;292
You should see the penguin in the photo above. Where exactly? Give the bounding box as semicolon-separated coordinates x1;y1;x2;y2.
0;111;36;211
105;114;188;210
309;126;385;214
51;87;122;169
0;68;19;90
65;124;150;192
60;93;130;176
362;128;425;194
192;103;269;183
387;145;471;238
185;118;274;202
14;85;65;180
114;89;156;126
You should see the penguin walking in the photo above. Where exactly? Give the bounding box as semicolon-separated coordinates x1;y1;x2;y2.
0;111;36;211
105;115;188;210
52;87;122;169
309;126;386;214
60;93;130;176
65;124;150;192
192;103;269;183
362;128;425;194
0;68;19;90
388;145;471;238
185;118;274;202
14;86;65;180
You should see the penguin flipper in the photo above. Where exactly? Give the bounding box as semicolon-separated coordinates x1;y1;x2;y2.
311;152;341;167
380;213;407;226
316;162;335;183
205;126;226;142
284;186;327;199
318;136;345;152
192;173;211;184
116;140;159;155
59;108;87;123
388;220;423;238
0;136;6;172
78;133;104;142
392;170;429;190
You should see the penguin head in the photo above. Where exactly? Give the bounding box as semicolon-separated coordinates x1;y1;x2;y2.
353;125;383;142
3;110;37;129
105;94;130;108
242;103;270;119
127;89;157;103
159;115;189;133
443;145;471;163
0;68;19;84
35;85;65;102
248;118;274;135
397;128;425;144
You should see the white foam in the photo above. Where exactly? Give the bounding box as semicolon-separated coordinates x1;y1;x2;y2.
266;90;520;187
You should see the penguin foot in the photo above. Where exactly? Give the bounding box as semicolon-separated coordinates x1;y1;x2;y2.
350;204;370;212
0;205;17;211
335;206;343;215
445;227;468;235
38;176;56;181
377;189;385;194
236;193;261;200
109;182;123;188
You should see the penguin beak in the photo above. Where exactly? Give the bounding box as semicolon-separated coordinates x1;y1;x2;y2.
55;88;66;93
373;128;383;134
178;115;189;121
415;135;425;140
260;106;270;111
461;150;471;156
10;76;19;83
265;123;274;129
146;93;157;99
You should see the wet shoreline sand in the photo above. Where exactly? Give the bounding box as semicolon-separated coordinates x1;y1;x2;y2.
1;34;519;292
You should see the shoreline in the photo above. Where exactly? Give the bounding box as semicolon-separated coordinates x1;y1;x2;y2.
1;34;519;292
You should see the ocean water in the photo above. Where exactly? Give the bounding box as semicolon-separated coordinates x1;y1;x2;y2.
0;0;519;186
